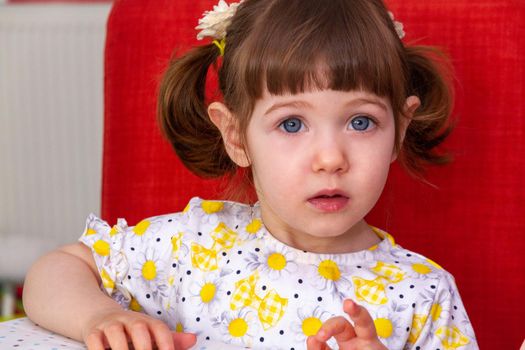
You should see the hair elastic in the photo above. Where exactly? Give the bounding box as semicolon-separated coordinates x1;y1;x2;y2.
213;39;226;56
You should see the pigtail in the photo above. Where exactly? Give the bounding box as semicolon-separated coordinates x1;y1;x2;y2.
157;44;236;178
401;45;455;176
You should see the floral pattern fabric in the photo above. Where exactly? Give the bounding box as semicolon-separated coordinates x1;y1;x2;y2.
79;197;478;350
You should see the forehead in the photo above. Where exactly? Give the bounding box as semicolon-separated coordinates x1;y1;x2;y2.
259;88;391;107
251;88;393;118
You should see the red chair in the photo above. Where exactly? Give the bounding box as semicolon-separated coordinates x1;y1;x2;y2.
102;1;525;348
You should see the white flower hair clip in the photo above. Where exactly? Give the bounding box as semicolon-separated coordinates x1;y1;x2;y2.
195;0;243;41
388;11;405;39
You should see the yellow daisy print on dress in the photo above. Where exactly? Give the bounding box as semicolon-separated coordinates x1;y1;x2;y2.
245;218;262;235
318;260;341;281
109;225;119;237
92;239;110;257
245;244;298;279
312;259;352;299
291;306;334;347
85;228;97;236
133;219;151;236
100;268;115;292
241;218;263;241
188;272;226;313
129;297;142;312
406;260;438;280
213;309;258;347
429;291;452;324
129;218;162;242
201;200;224;214
133;247;167;294
370;307;405;349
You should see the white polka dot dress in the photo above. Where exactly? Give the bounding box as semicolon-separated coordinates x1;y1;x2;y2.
79;197;478;349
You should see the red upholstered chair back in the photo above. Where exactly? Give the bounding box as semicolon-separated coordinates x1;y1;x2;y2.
102;1;525;348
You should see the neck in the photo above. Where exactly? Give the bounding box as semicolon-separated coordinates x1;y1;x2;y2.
263;215;382;254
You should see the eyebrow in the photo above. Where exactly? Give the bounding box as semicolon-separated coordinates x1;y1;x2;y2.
353;97;388;112
264;100;313;116
264;96;388;116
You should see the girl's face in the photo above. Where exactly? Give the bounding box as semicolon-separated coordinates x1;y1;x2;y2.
209;88;418;253
245;89;402;253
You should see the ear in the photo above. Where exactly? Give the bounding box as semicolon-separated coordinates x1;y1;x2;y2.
208;102;251;167
391;95;421;162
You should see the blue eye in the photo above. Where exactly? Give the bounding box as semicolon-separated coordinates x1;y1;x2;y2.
350;116;374;131
280;118;303;133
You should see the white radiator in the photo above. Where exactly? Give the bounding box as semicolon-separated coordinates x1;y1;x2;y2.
0;4;111;282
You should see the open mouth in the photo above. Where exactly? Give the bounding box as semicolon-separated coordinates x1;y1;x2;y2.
308;193;349;212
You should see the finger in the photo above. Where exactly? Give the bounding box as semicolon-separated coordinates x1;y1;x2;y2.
84;329;106;350
126;320;153;350
316;316;356;343
343;299;378;340
104;322;130;350
171;332;197;350
148;321;174;350
306;335;331;350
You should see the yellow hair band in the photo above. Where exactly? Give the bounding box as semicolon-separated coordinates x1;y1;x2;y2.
213;38;226;56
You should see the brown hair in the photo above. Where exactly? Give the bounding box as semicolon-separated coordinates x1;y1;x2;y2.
158;0;454;190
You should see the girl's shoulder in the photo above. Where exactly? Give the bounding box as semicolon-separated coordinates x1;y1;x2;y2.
80;197;254;244
372;229;459;292
77;197;256;291
181;197;253;221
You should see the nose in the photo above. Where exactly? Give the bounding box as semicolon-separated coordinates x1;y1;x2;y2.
311;136;349;174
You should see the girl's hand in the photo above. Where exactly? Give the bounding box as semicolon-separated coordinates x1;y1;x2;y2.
82;308;196;350
306;299;387;350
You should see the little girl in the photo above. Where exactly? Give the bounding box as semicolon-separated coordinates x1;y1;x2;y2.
23;0;479;349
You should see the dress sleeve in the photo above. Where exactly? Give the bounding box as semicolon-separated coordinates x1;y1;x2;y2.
78;211;186;311
409;272;479;350
78;214;133;306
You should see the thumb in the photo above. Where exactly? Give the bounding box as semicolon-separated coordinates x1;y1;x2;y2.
172;332;197;349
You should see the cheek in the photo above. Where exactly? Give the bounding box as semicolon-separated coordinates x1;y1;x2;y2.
246;128;305;175
251;153;301;189
370;160;391;194
248;146;304;204
353;138;395;190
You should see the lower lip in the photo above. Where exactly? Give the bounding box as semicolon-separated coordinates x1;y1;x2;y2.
308;196;349;212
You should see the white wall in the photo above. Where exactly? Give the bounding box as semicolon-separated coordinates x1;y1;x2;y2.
0;4;111;281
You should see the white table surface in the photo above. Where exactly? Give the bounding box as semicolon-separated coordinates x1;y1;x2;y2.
0;317;85;349
0;317;248;349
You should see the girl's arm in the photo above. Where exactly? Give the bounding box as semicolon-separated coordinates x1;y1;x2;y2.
22;243;196;350
23;242;119;340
